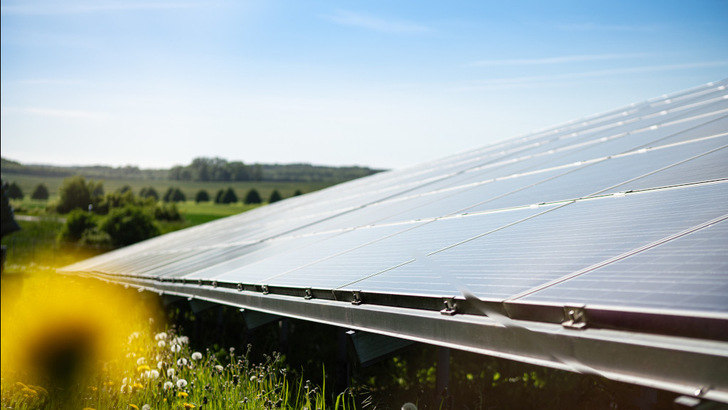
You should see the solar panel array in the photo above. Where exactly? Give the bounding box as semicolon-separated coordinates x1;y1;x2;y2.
60;80;728;401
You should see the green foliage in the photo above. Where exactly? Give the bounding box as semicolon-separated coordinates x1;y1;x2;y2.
56;176;103;214
163;187;186;203
195;189;210;203
269;189;282;203
139;187;159;201
117;185;133;194
58;209;97;242
154;203;182;222
294;189;303;196
244;188;262;204
31;184;49;200
101;206;160;246
7;182;24;200
213;187;238;204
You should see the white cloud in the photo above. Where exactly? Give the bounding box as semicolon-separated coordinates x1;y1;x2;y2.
469;53;648;67
323;10;430;33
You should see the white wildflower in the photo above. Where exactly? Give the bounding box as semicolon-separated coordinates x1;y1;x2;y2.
142;405;151;410
170;344;181;353
154;332;167;341
157;361;164;370
158;340;166;348
122;377;129;385
120;384;128;394
136;357;146;366
163;381;174;390
250;375;256;382
167;368;176;378
191;352;202;361
214;365;224;373
128;331;140;342
177;358;188;367
173;335;189;345
143;369;160;379
176;379;188;389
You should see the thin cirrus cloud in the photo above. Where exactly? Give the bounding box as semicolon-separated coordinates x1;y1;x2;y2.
556;23;657;32
323;10;430;33
468;53;649;67
456;61;728;90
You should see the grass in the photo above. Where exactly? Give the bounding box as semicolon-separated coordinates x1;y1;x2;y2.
0;274;356;410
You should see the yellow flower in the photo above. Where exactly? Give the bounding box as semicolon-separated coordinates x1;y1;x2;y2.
83;408;96;410
129;405;139;410
132;382;144;391
177;391;189;398
184;404;196;409
88;386;98;392
104;381;114;387
137;364;151;372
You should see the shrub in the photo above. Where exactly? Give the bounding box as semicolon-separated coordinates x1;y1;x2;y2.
244;189;262;204
58;209;97;242
139;187;159;201
31;184;49;200
7;182;23;200
101;206;160;246
163;187;186;203
269;189;282;203
154;203;182;221
56;176;104;214
195;189;210;203
220;187;238;204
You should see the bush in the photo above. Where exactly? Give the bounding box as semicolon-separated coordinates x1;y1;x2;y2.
101;206;160;246
244;189;262;204
163;187;186;203
218;187;238;204
154;203;182;221
56;176;104;214
58;209;97;242
269;189;282;203
195;189;210;203
139;187;159;201
31;184;49;200
7;182;23;200
214;189;225;204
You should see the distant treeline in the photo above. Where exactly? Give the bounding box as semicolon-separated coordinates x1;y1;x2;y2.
2;157;383;183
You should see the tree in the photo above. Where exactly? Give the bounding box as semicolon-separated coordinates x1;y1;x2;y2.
268;190;282;203
57;176;92;213
58;209;97;242
31;183;50;200
195;190;210;203
163;187;186;203
222;187;238;204
214;189;225;204
117;185;133;194
294;189;303;196
244;189;262;204
101;205;160;246
7;182;23;200
140;187;159;201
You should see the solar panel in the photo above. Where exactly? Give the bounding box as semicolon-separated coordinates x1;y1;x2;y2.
59;79;728;403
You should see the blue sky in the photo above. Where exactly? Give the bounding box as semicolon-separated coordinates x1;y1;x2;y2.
2;1;727;170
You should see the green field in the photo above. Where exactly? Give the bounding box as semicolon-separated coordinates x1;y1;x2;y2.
2;173;336;205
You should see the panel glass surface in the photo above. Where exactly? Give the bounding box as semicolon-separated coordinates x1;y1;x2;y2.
519;218;728;313
346;183;728;300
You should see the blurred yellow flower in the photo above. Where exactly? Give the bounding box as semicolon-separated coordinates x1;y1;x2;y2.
184;404;196;409
137;364;151;372
178;391;189;398
129;405;139;410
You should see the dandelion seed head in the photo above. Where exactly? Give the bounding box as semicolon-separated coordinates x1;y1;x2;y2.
154;332;167;341
167;368;176;377
177;358;188;366
163;381;174;390
214;365;224;373
136;357;146;366
158;340;166;348
142;405;151;410
171;344;181;353
191;352;202;361
176;379;188;388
